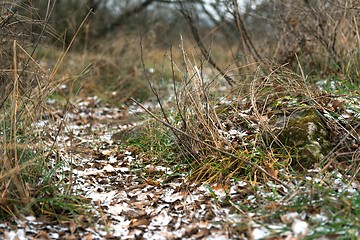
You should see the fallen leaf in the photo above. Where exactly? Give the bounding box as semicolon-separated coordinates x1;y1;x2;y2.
69;219;76;235
83;233;93;240
151;209;172;226
265;164;279;179
146;165;157;174
33;231;51;240
130;218;150;227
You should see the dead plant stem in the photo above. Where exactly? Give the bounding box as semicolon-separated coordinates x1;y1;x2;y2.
11;40;28;201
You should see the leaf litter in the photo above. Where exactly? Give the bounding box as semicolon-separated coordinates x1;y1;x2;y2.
1;96;359;240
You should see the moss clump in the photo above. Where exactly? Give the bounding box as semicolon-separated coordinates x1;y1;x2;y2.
268;107;331;169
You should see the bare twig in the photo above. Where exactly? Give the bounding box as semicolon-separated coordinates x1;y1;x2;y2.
169;43;187;131
179;6;234;87
139;34;198;159
232;0;262;63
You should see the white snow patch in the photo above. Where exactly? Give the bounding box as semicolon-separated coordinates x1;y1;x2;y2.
251;227;270;239
292;220;309;237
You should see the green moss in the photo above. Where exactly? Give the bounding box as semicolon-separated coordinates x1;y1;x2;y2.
269;107;331;169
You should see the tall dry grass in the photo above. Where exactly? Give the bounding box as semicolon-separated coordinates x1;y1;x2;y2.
138;44;358;188
0;1;89;219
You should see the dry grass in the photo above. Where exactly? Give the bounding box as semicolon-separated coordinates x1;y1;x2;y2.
136;36;359;186
1;0;358;224
49;32;177;103
156;0;360;184
0;1;90;220
269;0;359;82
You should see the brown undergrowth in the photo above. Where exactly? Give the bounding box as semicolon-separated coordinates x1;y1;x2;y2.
129;0;360;187
135;40;359;187
0;1;90;220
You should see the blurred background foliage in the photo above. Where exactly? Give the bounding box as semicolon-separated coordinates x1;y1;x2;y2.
2;0;359;103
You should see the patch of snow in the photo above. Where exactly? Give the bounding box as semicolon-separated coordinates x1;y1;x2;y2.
49;232;60;239
163;192;184;203
151;209;172;227
292;220;309;237
247;195;256;203
281;212;300;224
312;213;328;222
24;216;36;222
252;227;270;240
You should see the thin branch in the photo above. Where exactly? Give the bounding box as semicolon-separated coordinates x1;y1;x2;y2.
179;6;234;87
139;35;198;159
232;0;262;62
104;0;155;33
169;43;187;131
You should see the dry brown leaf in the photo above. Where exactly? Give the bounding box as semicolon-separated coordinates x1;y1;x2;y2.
146;165;157;174
211;183;229;191
61;234;77;240
83;233;93;240
33;230;50;240
130;218;150;227
69;219;76;235
145;178;160;186
192;228;209;239
265;164;279;179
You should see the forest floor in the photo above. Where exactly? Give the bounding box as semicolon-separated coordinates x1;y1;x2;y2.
1;94;359;240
